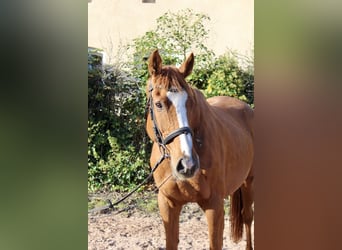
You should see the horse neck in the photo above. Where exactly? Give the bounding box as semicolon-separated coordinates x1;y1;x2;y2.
191;88;214;135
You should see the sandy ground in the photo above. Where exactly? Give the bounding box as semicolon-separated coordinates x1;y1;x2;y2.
88;192;253;250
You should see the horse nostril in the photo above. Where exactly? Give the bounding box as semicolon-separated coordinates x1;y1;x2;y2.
176;157;196;176
176;160;186;174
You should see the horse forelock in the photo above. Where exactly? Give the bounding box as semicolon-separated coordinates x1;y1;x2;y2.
151;66;193;95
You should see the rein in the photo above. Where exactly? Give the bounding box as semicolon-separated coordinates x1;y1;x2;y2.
88;81;192;214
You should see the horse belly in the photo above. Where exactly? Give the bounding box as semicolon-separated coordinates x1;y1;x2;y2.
205;124;253;197
223;135;253;195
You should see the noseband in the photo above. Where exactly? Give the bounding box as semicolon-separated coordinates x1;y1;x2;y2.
146;83;193;151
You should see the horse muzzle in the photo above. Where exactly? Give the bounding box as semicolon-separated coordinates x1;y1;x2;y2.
175;154;199;179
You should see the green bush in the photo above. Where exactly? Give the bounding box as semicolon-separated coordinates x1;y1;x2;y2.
125;9;253;106
203;51;254;106
88;48;150;192
126;8;214;87
88;131;147;191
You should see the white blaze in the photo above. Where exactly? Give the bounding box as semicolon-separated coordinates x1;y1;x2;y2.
166;90;193;158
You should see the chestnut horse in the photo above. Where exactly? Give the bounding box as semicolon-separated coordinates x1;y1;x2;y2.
145;49;254;250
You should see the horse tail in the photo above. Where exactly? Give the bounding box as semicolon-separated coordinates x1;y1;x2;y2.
230;187;244;243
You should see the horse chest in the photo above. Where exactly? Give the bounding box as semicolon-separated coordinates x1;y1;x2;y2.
160;173;211;202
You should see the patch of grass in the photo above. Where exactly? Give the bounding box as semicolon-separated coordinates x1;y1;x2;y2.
134;192;159;214
224;198;231;214
88;190;159;214
139;197;159;213
88;198;107;210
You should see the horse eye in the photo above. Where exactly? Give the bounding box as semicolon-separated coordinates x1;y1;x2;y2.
155;102;163;109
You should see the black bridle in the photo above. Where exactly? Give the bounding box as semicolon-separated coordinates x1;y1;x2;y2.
146;82;193;154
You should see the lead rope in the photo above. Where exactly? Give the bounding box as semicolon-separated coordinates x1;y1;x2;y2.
88;153;167;214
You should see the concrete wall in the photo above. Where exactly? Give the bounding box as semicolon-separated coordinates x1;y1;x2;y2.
88;0;253;63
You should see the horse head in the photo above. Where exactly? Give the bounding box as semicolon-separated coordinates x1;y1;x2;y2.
146;49;200;180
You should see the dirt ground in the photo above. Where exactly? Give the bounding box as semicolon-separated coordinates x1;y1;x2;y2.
88;192;254;250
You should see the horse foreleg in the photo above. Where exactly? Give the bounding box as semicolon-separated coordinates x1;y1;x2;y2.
158;192;182;250
241;175;254;250
198;196;225;250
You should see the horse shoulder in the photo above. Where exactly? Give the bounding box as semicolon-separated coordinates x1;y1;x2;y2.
207;96;253;136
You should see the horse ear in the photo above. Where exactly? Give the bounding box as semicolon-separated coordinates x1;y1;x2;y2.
179;53;194;78
148;49;162;76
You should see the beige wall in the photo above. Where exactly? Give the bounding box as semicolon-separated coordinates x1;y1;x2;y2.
88;0;253;63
